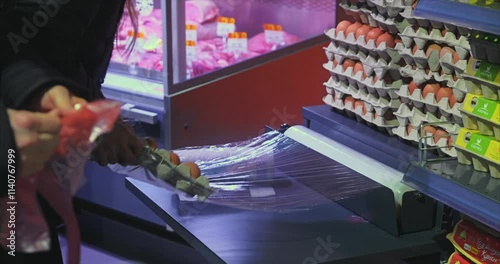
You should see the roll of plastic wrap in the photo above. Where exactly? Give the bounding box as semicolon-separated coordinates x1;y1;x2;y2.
284;126;413;206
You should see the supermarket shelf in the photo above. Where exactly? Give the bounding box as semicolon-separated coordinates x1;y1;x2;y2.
404;160;500;232
414;0;500;35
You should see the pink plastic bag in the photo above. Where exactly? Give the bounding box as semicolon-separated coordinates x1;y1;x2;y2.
1;100;122;264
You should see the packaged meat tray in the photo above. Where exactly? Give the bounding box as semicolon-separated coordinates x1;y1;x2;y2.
454;128;500;178
460;93;500;140
447;220;500;264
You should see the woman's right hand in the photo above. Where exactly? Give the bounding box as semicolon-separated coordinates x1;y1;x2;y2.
7;109;62;177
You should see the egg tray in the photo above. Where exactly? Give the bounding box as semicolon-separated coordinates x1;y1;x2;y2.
339;1;410;34
325;28;402;63
399;47;468;75
395;85;463;123
398;65;467;96
394;103;463;130
460;74;499;101
398;7;471;37
323;61;402;99
392;125;457;157
454;130;500;178
365;0;411;18
323;94;399;131
461;112;500;142
325;77;401;115
399;26;471;53
459;94;500;141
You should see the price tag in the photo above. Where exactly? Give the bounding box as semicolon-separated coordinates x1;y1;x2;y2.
227;32;248;53
217;17;236;37
264;24;284;45
186;24;197;42
186;40;196;63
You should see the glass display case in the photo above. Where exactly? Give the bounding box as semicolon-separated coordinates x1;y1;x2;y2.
103;0;337;97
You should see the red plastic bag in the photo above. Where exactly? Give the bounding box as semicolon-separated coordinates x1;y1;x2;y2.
1;100;122;264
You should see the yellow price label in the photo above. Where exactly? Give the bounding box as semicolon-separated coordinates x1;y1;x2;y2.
186;40;196;47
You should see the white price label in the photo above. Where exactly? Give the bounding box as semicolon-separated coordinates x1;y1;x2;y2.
264;24;284;45
217;17;236;37
227;32;247;53
186;24;197;42
186;41;196;63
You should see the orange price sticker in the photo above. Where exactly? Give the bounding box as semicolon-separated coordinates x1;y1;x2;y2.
186;40;196;47
217;17;236;37
186;24;197;30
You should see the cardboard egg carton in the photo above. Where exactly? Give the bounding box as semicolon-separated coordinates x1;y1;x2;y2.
328;47;401;78
394;103;462;132
398;47;468;75
461;73;499;101
358;75;401;100
343;98;399;130
324;28;402;62
399;26;471;52
460;94;500;141
398;65;466;95
392;125;457;157
399;7;471;36
365;0;409;18
324;42;335;61
455;128;500;178
396;85;463;123
339;1;410;34
439;53;468;75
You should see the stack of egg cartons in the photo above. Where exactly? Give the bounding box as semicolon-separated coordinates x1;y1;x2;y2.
454;46;499;177
322;0;409;134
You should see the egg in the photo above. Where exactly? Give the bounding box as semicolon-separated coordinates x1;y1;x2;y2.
441;28;448;37
345;22;363;38
184;162;201;179
406;124;414;136
395;37;402;45
452;52;461;64
354;62;367;79
426;44;442;57
373;75;379;84
170;152;181;165
413;45;420;55
333;58;339;68
453;74;458;82
422;125;437;136
344;96;356;107
436;87;453;104
355;25;372;40
336;20;352;37
343;59;356;71
366;28;384;43
433;129;450;144
447;137;454;150
354;100;367;114
439;46;455;59
449;93;458;108
422;83;440;99
408;80;423;95
376;33;395;48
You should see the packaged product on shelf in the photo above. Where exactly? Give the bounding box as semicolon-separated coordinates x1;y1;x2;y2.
447;252;472;264
447;220;500;264
463;58;500;100
454;128;499;178
460;93;500;140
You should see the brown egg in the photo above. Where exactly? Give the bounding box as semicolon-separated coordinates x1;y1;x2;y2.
408;80;423;95
426;44;442;57
336;20;353;37
453;74;458;82
170;152;181;165
439;46;455;59
345;22;363;38
343;59;356;70
354;62;367;79
356;25;372;40
422;125;437;136
447;137;454;150
394;37;402;44
413;45;420;55
366;28;384;43
441;28;448;37
373;75;379;84
407;124;414;136
354;100;367;114
452;52;461;64
376;33;395;48
436;87;453;104
423;83;441;99
433;129;450;143
184;162;201;179
145;137;158;149
449;94;458;108
344;95;356;107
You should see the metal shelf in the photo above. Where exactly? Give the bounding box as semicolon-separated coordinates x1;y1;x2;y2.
414;0;500;35
303;105;500;232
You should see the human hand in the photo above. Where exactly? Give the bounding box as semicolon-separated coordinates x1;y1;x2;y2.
91;119;144;166
27;85;87;114
7;109;62;177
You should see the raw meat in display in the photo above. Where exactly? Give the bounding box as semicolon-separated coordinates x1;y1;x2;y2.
185;0;219;24
248;32;302;54
187;20;219;41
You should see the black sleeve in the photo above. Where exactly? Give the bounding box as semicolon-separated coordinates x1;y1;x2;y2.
0;0;91;109
0;102;17;198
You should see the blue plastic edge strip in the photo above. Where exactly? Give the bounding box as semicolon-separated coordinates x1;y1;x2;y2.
414;0;500;35
403;164;500;232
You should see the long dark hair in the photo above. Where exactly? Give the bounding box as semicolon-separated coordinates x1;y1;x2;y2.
120;0;139;57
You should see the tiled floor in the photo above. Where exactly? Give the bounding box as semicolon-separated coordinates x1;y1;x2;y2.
58;236;142;264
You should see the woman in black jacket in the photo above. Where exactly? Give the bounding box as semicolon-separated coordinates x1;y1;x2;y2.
1;0;142;262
